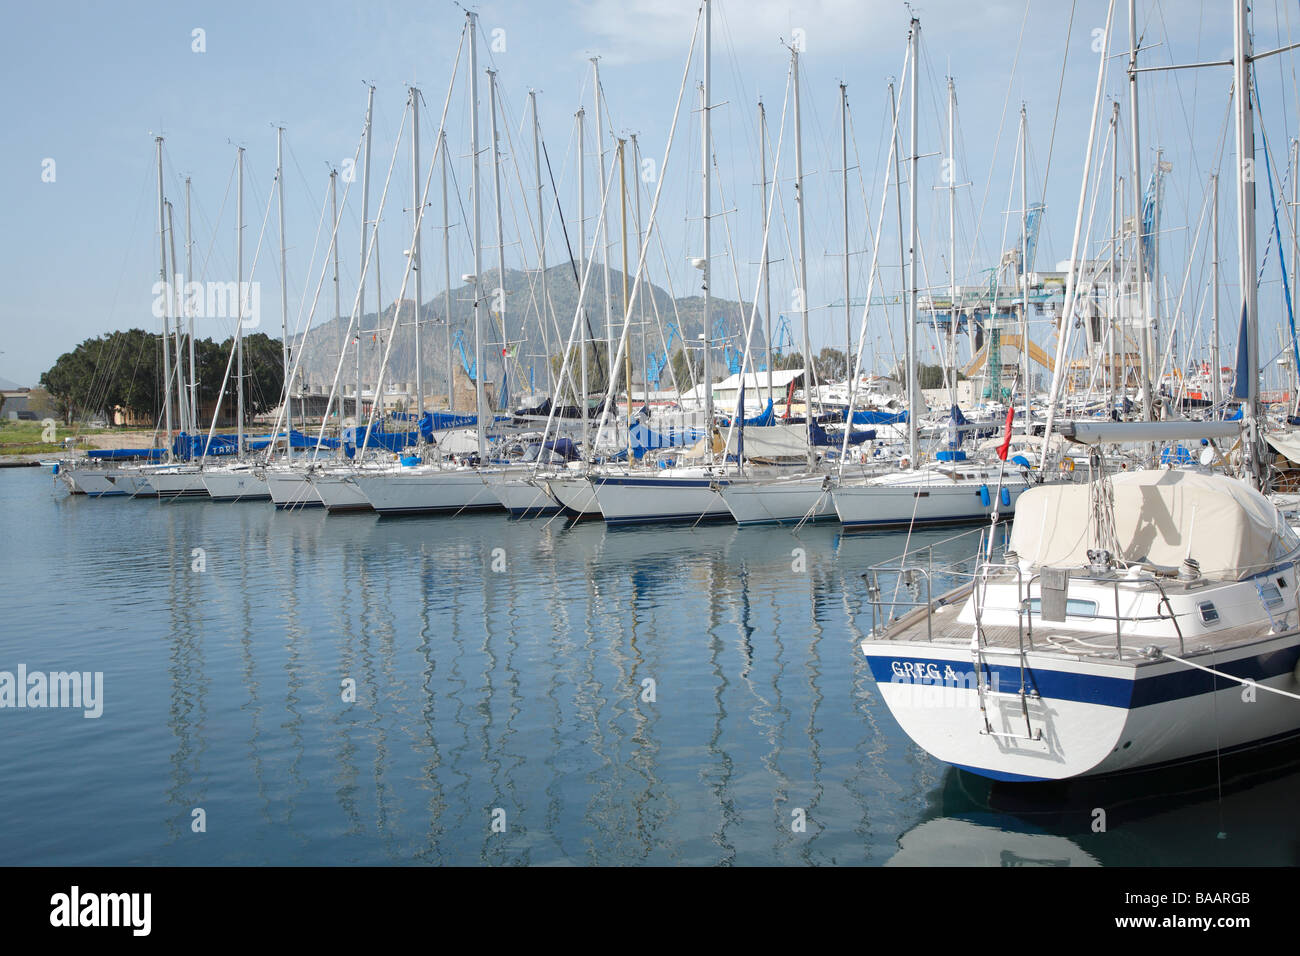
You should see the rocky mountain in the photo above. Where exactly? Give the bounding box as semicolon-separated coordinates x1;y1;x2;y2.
293;264;765;403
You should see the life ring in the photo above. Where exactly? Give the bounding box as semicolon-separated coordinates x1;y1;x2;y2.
1059;458;1075;472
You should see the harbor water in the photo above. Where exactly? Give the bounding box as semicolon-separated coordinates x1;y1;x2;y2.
2;466;1298;866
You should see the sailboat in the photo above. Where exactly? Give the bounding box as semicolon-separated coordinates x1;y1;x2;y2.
859;0;1300;781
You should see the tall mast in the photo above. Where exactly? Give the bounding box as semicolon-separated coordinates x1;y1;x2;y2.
792;42;811;466
593;57;614;372
1211;171;1221;410
619;137;632;441
1109;102;1119;412
277;126;291;460
358;85;374;427
1290;140;1298;404
759;99;773;406
155;136;174;459
1233;0;1261;486
185;177;197;437
1020;104;1030;433
946;78;960;407
906;16;920;464
577;108;588;440
531;90;552;397
469;10;487;461
166;200;188;435
488;69;508;409
330;167;341;437
442;129;454;412
841;81;851;384
410;87;425;421
701;1;714;452
1128;0;1152;425
632;133;647;409
236;146;245;455
890;80;907;405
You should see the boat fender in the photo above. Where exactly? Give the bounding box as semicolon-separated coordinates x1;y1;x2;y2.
51;463;59;475
978;484;991;507
1000;486;1011;507
1060;458;1075;472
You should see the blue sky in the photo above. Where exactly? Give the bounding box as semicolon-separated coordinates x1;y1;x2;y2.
3;1;1299;391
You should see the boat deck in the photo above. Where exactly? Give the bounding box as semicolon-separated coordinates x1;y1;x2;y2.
872;582;1286;661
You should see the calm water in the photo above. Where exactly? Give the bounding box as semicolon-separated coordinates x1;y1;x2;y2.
2;466;1298;866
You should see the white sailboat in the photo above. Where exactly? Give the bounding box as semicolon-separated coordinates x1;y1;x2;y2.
860;0;1300;782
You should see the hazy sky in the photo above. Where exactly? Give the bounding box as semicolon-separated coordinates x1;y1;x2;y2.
3;0;1299;390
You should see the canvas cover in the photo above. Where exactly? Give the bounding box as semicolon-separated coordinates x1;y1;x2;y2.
1008;469;1300;580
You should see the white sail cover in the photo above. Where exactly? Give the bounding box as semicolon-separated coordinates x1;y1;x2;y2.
683;424;812;460
1009;470;1300;580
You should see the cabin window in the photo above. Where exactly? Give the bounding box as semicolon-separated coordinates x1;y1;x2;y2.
1197;601;1219;624
1260;583;1285;609
1027;598;1098;620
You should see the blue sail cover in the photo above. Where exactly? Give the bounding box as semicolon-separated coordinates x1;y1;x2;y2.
722;399;775;428
87;448;165;460
418;410;481;441
628;420;704;459
247;430;339;451
851;409;907;425
808;419;875;447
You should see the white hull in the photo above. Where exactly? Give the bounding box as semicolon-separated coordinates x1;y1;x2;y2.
591;471;733;526
266;468;324;510
483;469;561;517
310;472;374;513
141;468;209;500
720;474;835;525
834;469;1030;530
203;468;271;502
352;467;502;516
72;470;125;497
863;634;1300;781
543;474;601;518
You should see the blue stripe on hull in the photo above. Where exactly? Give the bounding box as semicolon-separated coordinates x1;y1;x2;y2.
274;501;325;510
603;511;734;527
866;643;1300;711
373;504;504;517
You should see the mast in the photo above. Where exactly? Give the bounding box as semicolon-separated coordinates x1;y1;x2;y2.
702;2;715;452
759;99;773;406
469;10;487;461
841;81;851;387
410;87;425;421
442;128;454;413
792;41;812;467
488;69;507;410
1128;0;1152;425
1233;0;1261;486
906;16;920;464
1291;140;1298;405
236;146;245;455
185;177;197;438
947;78;958;409
1109;102;1119;412
531;90;552;397
632;133;647;412
1020;104;1030;434
593;57;614;372
330;167;341;439
359;85;374;427
166;200;188;435
1211;171;1221;410
619;137;632;444
890;80;907;412
577;108;588;442
276;125;291;461
155;136;174;460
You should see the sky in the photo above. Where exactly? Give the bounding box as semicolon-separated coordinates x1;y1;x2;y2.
4;0;1300;392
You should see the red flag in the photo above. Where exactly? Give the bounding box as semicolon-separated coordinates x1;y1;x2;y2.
996;405;1015;461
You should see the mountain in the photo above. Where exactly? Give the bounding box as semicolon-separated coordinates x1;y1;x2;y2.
292;264;763;402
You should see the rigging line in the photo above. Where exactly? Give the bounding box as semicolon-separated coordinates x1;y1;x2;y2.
1036;0;1075;215
963;0;1030;288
